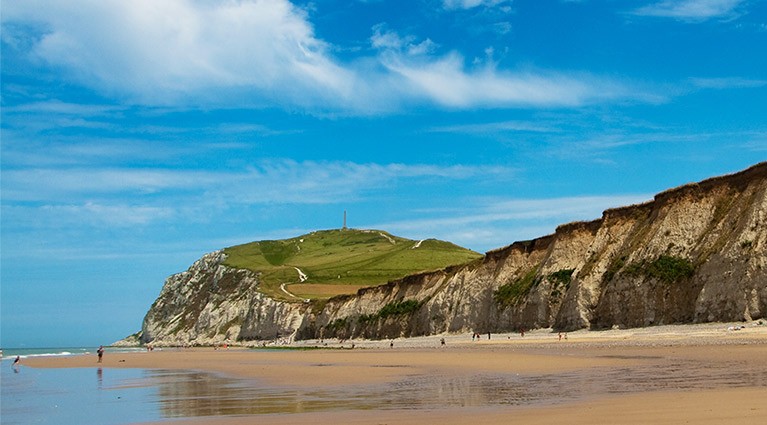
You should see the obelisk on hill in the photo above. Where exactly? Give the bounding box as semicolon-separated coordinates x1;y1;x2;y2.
343;210;347;229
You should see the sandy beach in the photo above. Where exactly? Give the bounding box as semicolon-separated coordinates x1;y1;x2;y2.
23;322;767;424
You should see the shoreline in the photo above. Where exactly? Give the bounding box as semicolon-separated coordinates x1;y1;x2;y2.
114;320;767;351
21;321;767;424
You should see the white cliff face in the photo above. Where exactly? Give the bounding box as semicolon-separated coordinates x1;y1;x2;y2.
140;251;308;346
137;163;767;345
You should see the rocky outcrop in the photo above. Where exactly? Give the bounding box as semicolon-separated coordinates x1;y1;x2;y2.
137;162;767;345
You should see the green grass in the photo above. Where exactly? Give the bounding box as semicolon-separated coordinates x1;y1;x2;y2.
222;229;482;301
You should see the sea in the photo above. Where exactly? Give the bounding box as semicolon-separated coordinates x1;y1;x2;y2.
0;347;165;425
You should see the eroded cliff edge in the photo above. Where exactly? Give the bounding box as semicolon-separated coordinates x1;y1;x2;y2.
137;162;767;345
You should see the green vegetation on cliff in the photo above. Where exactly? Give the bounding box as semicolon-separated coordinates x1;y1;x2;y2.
494;267;541;307
222;229;482;301
604;254;696;284
624;255;696;284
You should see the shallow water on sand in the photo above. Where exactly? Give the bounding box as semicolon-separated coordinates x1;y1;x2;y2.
1;362;159;424
2;354;766;423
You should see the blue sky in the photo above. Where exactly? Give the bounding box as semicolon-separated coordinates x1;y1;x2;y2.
1;0;765;348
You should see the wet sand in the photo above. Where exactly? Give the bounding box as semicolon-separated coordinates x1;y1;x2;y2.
24;322;767;424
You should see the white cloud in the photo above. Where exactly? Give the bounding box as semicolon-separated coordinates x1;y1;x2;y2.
2;0;649;112
368;27;629;109
370;25;409;50
2;0;357;107
382;52;633;108
407;39;438;56
370;25;437;56
631;0;744;21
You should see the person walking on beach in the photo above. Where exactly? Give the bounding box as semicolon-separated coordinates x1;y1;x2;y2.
97;345;104;363
13;355;20;367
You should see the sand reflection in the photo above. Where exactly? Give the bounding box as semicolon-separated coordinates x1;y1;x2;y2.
145;355;767;419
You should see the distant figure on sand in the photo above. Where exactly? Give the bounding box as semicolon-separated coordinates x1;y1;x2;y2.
440;337;446;346
13;355;20;367
97;345;104;363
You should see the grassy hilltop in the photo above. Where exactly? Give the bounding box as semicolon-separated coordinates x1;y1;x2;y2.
222;229;483;301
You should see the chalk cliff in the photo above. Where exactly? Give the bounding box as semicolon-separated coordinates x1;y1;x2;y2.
137;162;767;345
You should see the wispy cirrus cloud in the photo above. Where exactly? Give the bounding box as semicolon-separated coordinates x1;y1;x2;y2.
372;194;652;251
742;141;767;152
1;160;515;204
442;0;511;10
541;128;767;164
0;159;520;254
1;100;125;116
631;0;745;22
428;120;559;134
380;52;642;108
689;77;767;89
42;203;176;226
